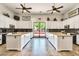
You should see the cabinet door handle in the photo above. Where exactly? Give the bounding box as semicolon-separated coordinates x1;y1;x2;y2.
14;36;16;38
62;36;64;39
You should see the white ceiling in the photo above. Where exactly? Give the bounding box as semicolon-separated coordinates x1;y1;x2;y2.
2;3;78;15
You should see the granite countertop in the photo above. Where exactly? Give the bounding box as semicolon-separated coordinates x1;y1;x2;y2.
49;32;72;37
0;33;8;34
6;32;30;36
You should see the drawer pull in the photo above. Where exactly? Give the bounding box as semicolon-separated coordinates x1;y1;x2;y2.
62;36;64;39
14;36;16;38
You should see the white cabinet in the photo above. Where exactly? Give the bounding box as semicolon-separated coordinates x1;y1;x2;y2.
63;15;79;29
57;36;72;51
53;22;59;29
46;21;64;29
58;22;64;29
69;18;75;28
0;14;16;28
6;35;21;50
47;33;73;51
6;33;32;51
76;35;79;44
15;21;32;29
47;15;79;29
74;16;79;28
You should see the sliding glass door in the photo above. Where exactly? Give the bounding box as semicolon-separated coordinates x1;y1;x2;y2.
33;22;46;38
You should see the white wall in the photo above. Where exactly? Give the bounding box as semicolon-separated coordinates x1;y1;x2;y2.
31;13;63;21
3;3;79;29
0;14;16;28
15;21;32;29
63;15;79;29
0;14;32;29
64;4;79;19
30;13;64;29
0;4;17;28
47;21;64;29
0;4;32;29
0;4;14;19
31;13;63;22
63;4;79;29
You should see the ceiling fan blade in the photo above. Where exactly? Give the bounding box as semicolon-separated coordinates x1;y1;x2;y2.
56;6;63;9
25;9;31;13
25;7;32;9
24;3;26;6
22;10;24;13
16;8;22;9
55;9;60;12
20;4;24;8
51;11;53;14
22;10;24;14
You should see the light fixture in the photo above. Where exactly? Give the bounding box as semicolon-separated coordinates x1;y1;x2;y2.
23;10;26;12
53;11;56;12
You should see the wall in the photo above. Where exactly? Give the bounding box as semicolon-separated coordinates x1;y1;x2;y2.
63;4;79;29
0;4;14;19
0;4;16;28
0;14;16;28
0;4;32;29
0;14;32;29
30;13;64;29
64;4;79;19
47;21;64;29
63;15;79;29
31;13;63;22
1;3;78;29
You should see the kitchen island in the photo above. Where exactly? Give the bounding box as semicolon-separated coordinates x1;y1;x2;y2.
6;32;32;51
47;32;73;51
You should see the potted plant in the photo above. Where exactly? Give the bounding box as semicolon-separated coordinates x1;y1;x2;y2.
61;18;64;21
53;18;57;21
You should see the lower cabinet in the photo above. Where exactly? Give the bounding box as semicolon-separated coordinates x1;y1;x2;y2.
6;35;20;50
6;33;32;51
47;33;73;51
57;36;72;51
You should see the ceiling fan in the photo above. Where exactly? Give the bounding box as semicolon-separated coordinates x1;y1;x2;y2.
16;4;32;13
47;3;63;14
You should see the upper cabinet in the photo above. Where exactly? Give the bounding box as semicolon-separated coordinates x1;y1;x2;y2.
0;14;16;28
71;15;79;29
47;14;79;29
64;15;79;29
15;21;32;29
63;8;79;29
46;21;64;29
